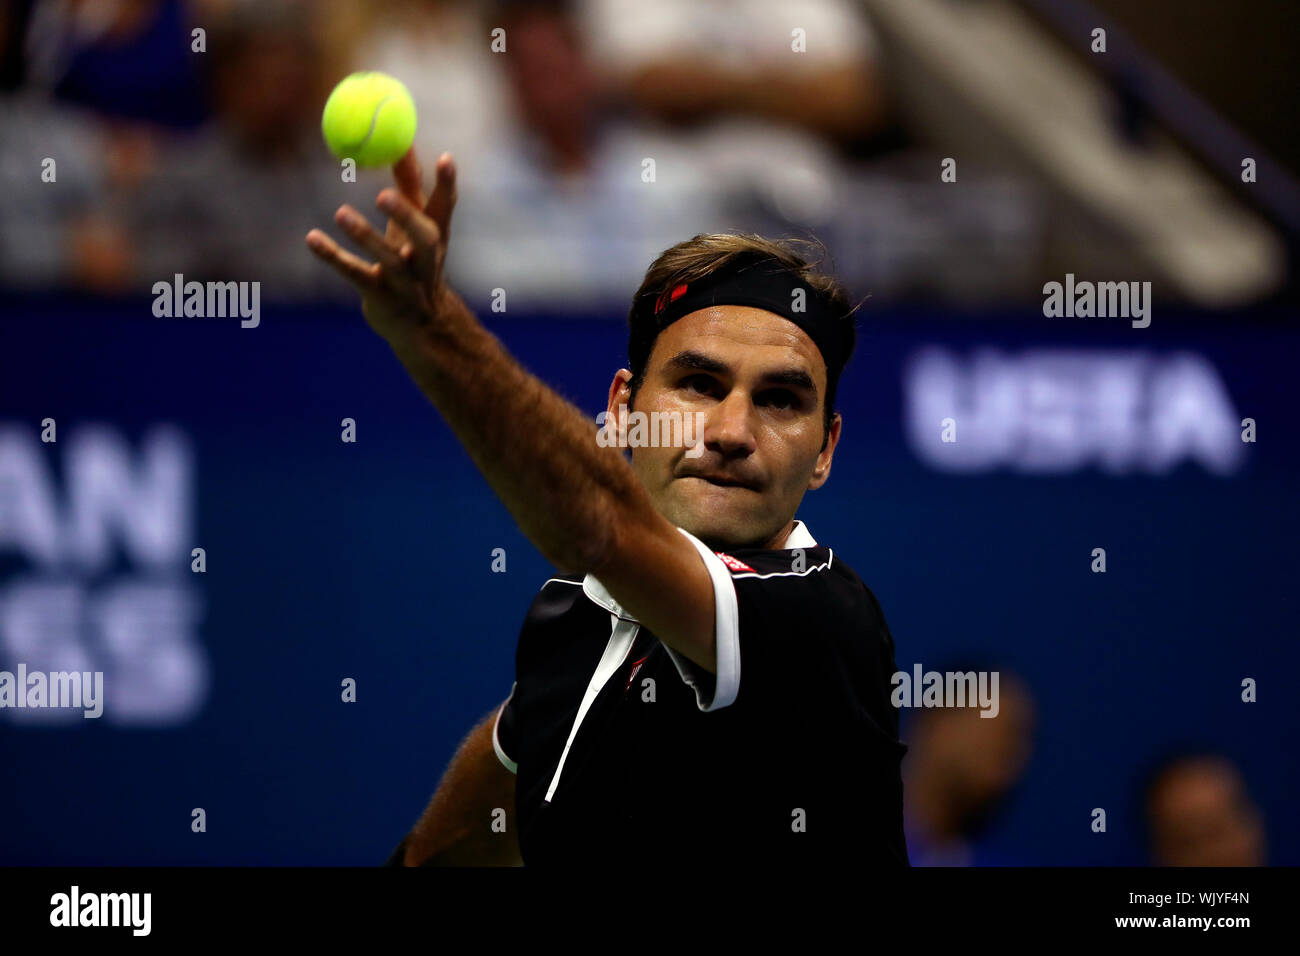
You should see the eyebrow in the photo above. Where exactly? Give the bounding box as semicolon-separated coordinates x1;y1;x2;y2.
663;349;819;396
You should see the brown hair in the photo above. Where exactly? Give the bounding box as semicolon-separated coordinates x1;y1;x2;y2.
627;233;859;446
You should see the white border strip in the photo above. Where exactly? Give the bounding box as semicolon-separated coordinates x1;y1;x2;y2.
543;615;640;802
730;553;834;581
672;528;741;712
492;683;519;774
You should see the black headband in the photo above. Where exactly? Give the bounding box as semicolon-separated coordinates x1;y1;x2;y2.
636;254;850;374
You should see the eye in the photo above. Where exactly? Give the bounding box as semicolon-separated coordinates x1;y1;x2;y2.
757;389;800;411
680;374;718;396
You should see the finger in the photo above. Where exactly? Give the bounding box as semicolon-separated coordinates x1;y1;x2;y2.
393;148;426;208
377;189;441;273
424;152;457;245
384;216;406;249
334;205;404;273
305;229;382;289
385;150;422;248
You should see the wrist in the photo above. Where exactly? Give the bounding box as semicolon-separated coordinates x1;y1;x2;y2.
386;285;463;364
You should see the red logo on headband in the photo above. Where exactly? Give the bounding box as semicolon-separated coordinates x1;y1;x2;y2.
655;283;689;315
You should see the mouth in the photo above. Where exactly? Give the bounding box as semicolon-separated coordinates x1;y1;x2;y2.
684;474;759;491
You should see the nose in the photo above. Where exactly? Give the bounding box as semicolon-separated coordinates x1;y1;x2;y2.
701;390;757;458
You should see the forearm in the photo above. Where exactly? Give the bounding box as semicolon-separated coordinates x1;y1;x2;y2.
389;286;654;575
404;710;521;866
621;60;887;144
734;63;888;143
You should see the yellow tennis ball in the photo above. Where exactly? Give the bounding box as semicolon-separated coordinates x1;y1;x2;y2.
321;72;417;167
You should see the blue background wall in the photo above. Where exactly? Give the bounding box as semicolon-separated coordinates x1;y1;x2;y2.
1;291;1296;865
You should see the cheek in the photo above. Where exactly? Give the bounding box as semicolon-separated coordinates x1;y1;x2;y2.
765;430;822;487
629;443;674;481
647;389;691;415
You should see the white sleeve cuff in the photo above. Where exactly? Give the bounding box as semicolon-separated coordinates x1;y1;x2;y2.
666;527;740;712
492;684;518;774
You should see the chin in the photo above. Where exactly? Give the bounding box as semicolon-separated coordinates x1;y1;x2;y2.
656;480;768;546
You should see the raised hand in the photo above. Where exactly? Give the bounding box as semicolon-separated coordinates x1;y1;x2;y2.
306;148;459;350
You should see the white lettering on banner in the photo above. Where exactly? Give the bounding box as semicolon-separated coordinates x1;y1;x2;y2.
0;424;208;725
904;348;1243;474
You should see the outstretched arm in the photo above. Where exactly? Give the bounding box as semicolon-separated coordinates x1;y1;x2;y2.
305;150;718;672
398;704;521;866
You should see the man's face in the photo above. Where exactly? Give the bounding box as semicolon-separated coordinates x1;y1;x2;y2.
1149;759;1266;867
608;305;840;551
912;680;1035;836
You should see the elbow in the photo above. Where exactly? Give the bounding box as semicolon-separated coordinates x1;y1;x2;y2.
545;510;619;576
547;482;653;577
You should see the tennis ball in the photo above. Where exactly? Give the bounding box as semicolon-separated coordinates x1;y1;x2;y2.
321;72;417;167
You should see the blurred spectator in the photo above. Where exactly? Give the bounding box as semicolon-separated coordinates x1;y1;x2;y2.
117;0;377;300
445;0;870;308
576;0;890;152
903;669;1036;866
346;0;513;173
0;0;205;292
1142;752;1266;867
19;0;208;128
0;0;381;298
0;94;124;290
445;0;737;307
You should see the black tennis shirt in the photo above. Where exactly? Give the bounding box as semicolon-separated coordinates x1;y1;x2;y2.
490;520;909;867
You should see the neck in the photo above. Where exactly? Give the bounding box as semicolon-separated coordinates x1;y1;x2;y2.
764;520;797;550
694;519;796;553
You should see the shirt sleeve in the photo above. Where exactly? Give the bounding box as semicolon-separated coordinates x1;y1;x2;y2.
665;527;893;728
492;681;519;774
662;529;741;711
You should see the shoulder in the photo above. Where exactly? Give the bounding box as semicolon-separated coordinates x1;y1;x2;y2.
722;543;870;602
512;573;600;672
514;573;589;637
723;544;893;643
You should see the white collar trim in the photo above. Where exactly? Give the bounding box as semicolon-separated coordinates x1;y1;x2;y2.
782;519;818;549
581;520;818;621
582;574;632;621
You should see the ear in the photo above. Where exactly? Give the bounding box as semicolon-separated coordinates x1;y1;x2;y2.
807;411;840;490
608;369;633;416
605;369;634;445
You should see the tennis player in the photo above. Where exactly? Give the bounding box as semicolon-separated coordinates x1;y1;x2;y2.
307;149;908;867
